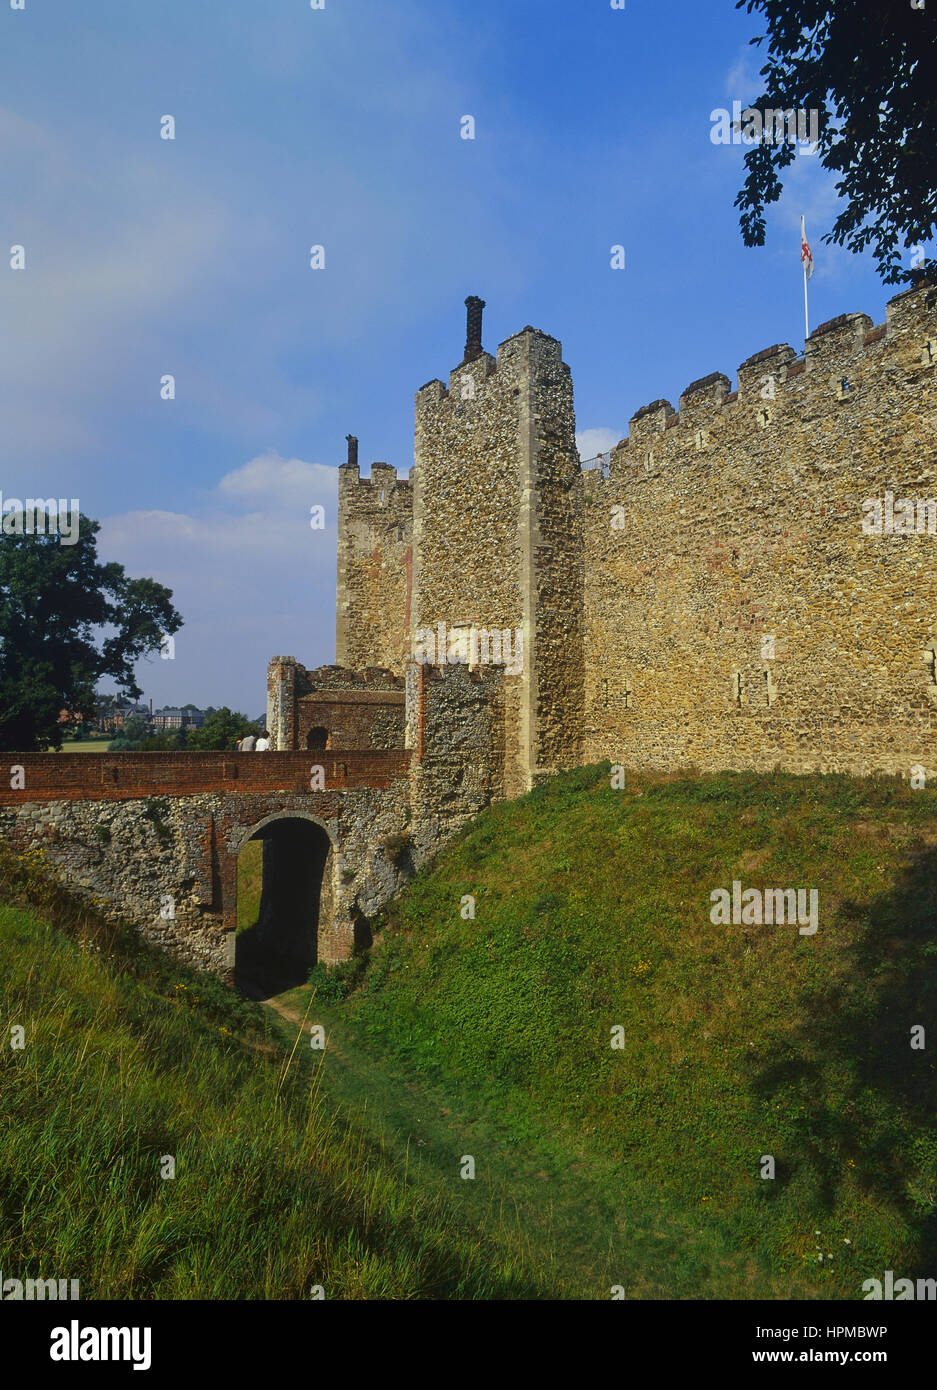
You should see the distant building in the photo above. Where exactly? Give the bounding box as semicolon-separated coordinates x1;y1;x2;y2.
95;700;150;734
151;707;207;732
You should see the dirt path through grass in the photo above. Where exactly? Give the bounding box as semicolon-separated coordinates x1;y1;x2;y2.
262;986;785;1300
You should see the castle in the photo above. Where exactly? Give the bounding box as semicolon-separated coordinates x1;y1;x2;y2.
268;284;937;861
5;288;937;980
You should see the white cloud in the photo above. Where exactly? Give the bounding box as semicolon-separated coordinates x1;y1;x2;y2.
576;427;620;460
216;451;338;511
98;454;340;714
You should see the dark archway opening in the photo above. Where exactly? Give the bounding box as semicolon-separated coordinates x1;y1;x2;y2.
306;726;329;750
234;818;332;1000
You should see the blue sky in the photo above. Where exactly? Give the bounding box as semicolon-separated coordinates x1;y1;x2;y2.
1;0;925;718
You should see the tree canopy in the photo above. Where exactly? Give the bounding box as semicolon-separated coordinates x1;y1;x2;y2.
734;0;936;283
0;516;182;751
107;715;153;752
186;708;259;751
109;708;259;753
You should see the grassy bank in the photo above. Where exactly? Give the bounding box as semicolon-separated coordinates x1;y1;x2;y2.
330;765;937;1298
0;848;552;1299
5;765;936;1299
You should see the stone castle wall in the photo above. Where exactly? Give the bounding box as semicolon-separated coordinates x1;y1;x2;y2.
336;462;412;671
0;773;413;975
332;282;937;799
411;326;583;794
583;284;937;777
266;661;406;753
405;660;506;869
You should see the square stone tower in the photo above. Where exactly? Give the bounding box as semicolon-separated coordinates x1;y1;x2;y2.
335;434;413;672
410;298;584;795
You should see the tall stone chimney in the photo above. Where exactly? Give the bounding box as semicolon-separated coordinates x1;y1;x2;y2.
344;434;358;468
463;296;486;364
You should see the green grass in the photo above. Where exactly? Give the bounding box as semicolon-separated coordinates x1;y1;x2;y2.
57;739;112;753
5;765;937;1300
237;839;263;933
329;764;937;1298
0;848;554;1299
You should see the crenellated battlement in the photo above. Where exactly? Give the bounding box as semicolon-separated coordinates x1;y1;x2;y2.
338;459;412;493
611;283;937;469
414;326;568;416
327;286;937;796
336;441;414;674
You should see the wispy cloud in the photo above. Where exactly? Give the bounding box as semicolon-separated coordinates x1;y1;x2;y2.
577;427;620;459
725;47;764;99
98;453;339;713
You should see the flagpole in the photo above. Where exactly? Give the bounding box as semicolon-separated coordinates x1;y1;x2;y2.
801;214;810;340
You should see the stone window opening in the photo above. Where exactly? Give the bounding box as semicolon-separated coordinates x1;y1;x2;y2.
732;671;744;708
306;726;329;750
602;678;609;708
624;679;633;710
694;429;709;451
756;405;772;428
924;340;935;366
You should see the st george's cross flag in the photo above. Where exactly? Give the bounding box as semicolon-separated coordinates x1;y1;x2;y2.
801;216;815;280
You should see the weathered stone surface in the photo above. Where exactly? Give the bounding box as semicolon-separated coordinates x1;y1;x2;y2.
0;771;413;977
6;288;936;988
334;283;937;787
584;283;937;777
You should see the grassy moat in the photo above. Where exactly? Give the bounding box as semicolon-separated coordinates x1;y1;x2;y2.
2;764;936;1298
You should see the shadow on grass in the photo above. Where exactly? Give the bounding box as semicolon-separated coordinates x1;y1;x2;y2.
749;840;937;1270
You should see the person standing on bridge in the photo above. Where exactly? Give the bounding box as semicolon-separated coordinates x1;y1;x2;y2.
255;730;270;751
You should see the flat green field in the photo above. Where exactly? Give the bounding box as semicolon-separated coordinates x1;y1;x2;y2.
57;739;112;753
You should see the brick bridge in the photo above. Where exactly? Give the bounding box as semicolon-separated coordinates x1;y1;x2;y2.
0;750;411;994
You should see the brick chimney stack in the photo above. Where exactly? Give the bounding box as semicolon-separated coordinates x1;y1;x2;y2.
345;434;358;468
463;296;486;364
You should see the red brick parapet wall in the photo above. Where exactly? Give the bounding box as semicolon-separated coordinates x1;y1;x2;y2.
0;750;411;805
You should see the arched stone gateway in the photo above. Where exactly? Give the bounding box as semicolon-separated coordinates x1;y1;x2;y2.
233;813;334;999
0;751;433;988
0;669;503;991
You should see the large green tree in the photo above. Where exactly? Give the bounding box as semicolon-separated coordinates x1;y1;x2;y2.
0;516;182;751
734;0;936;283
107;714;154;752
186;707;259;750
